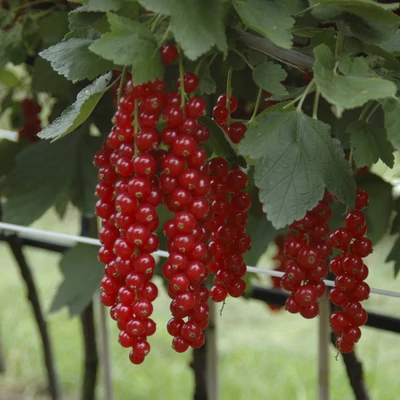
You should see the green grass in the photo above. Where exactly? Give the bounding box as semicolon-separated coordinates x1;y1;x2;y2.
0;209;400;399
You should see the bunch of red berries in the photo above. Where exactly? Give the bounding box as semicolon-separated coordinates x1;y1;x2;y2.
94;44;252;364
213;94;248;144
329;189;371;353
282;194;333;319
207;157;250;302
18;98;41;142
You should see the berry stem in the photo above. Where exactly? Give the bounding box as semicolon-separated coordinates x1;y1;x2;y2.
178;52;186;113
358;102;373;121
335;22;346;60
226;67;233;123
133;98;139;157
150;13;164;32
232;49;254;70
312;88;320;120
296;79;315;112
248;87;263;125
117;67;127;105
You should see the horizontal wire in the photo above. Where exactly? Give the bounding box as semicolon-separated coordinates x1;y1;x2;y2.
0;221;399;299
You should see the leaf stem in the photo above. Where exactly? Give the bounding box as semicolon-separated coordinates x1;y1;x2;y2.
335;22;346;60
150;13;164;32
358;102;373;121
226;67;233;123
295;2;320;17
248;88;263;125
296;79;315;112
365;103;381;123
117;67;126;105
232;49;254;70
13;0;55;12
178;53;186;113
313;89;320;120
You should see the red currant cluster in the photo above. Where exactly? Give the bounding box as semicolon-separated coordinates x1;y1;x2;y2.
94;44;252;364
329;189;371;353
159;75;212;353
19;98;41;142
94;77;168;365
282;194;333;319
212;94;247;144
207;157;250;302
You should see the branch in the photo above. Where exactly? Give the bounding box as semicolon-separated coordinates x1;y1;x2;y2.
6;235;62;400
80;302;98;400
80;216;99;400
191;346;207;400
330;331;371;400
236;30;315;70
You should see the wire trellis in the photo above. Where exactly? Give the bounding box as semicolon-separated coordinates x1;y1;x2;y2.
0;221;399;299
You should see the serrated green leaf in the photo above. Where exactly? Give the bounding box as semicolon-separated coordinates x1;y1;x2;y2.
357;172;393;245
38;73;112;140
2;135;79;225
348;120;394;168
0;22;25;66
382;98;400;150
313;44;396;110
197;62;216;95
238;111;356;228
318;0;400;24
40;38;113;82
386;236;400;277
233;0;301;49
50;244;103;316
89;14;163;84
252;61;287;95
68;9;108;39
140;0;228;60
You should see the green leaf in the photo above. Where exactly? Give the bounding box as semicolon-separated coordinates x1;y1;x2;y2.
380;29;400;54
40;37;114;82
68;9;108;39
38;12;69;46
347;120;394;168
0;139;26;178
382;98;400;150
197;62;216;95
313;44;397;110
38;73;112;140
50;244;103;316
31;57;75;98
357;172;393;245
2;135;79;225
89;14;163;84
338;55;369;77
70;134;102;216
252;61;288;95
238;111;356;228
141;0;228;60
386;237;400;277
200;117;245;166
318;0;400;24
0;22;26;66
233;0;301;49
82;0;122;11
0;69;20;88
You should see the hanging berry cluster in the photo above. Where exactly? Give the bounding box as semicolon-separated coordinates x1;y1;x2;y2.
280;190;371;354
94;45;252;364
329;189;371;354
18;98;41;142
282;194;333;319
